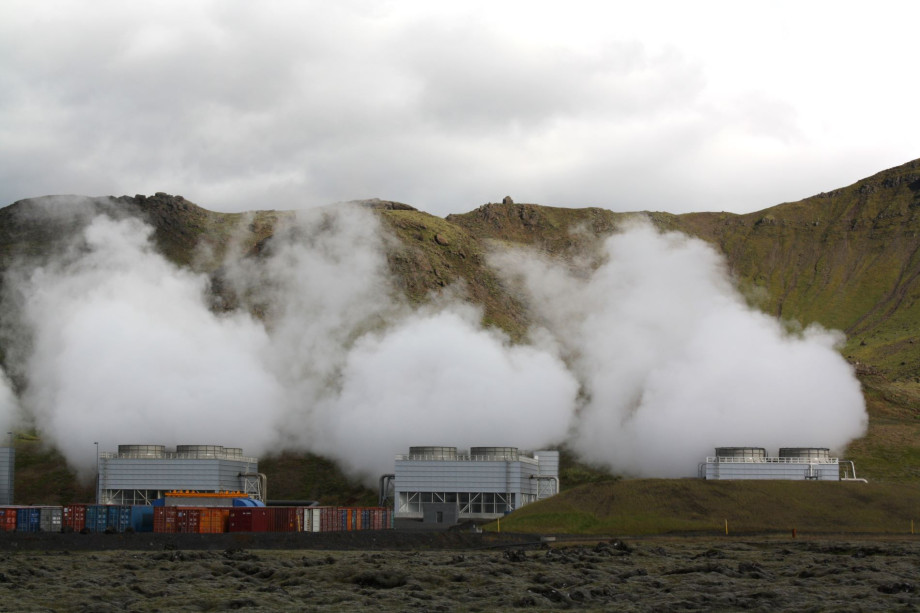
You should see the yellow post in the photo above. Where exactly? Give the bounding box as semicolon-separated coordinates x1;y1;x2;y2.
911;519;914;535
724;519;728;535
497;517;500;533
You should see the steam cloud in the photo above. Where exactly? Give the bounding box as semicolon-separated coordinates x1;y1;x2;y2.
2;215;285;474
0;367;17;436
0;200;867;482
492;221;867;476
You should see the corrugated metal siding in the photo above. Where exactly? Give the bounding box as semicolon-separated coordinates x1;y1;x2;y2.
130;506;153;532
63;505;86;532
100;458;257;491
0;508;15;531
0;449;13;506
395;460;527;492
534;450;559;476
393;450;560;519
16;508;40;532
39;507;62;533
704;461;840;480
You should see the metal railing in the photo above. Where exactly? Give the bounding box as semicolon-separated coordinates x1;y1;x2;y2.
396;453;538;464
706;456;838;464
100;451;258;463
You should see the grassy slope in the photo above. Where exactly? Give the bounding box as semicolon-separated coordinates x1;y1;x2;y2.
488;479;920;535
673;159;920;380
487;478;920;536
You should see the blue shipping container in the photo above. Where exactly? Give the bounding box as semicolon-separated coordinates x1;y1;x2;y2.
106;505;131;532
130;506;153;533
15;508;40;533
85;505;108;533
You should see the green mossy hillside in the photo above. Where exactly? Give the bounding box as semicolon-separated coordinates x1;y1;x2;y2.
488;478;920;536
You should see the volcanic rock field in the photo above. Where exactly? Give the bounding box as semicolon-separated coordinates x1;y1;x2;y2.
1;533;919;611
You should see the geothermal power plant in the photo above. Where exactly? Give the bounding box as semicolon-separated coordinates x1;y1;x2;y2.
700;447;865;482
0;441;861;534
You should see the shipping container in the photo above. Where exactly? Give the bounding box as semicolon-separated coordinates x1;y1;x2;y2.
199;507;229;534
175;508;202;533
130;506;153;533
106;505;132;532
229;507;272;532
62;504;86;532
326;506;343;532
264;507;300;532
153;506;178;534
16;507;41;532
39;507;63;532
303;507;325;533
0;508;16;532
85;505;109;533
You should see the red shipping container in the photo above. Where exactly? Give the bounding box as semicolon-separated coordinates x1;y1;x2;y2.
153;507;178;534
229;508;271;532
228;508;249;532
264;507;297;532
319;506;341;532
175;508;202;533
62;504;86;532
371;508;382;530
0;508;17;532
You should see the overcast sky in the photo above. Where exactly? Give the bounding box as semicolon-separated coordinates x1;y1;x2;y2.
2;1;917;217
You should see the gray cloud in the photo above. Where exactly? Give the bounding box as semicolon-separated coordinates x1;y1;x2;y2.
0;1;915;216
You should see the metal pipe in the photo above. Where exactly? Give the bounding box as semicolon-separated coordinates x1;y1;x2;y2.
379;474;395;507
840;460;868;483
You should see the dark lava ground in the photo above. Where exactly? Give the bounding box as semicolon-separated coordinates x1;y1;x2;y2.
1;532;919;611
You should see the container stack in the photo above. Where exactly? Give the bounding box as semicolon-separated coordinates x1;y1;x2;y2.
0;503;392;533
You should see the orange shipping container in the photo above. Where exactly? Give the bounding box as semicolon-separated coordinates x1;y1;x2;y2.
199;508;229;533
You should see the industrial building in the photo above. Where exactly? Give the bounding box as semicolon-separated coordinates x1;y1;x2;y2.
0;446;13;505
97;444;264;505
700;447;856;481
392;446;559;525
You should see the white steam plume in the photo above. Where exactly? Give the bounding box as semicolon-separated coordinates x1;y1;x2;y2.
223;207;578;478
493;219;868;476
0;367;17;436
311;304;577;480
5;214;285;476
2;201;579;482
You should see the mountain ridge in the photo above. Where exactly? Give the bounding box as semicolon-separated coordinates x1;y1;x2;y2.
1;159;918;503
